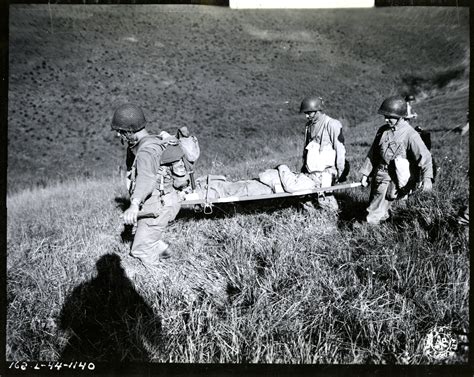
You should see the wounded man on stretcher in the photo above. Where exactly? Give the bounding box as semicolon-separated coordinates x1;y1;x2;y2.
181;164;339;202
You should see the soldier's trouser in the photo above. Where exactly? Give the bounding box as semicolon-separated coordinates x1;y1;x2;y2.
366;169;393;224
308;168;339;211
131;191;181;265
278;165;315;192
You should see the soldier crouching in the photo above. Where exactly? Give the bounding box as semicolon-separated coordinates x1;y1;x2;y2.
111;103;187;266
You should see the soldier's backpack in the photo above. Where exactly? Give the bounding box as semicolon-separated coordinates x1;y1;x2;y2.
126;128;200;194
160;127;200;191
159;127;200;163
176;126;200;163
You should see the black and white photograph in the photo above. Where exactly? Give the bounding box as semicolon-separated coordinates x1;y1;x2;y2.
5;0;470;374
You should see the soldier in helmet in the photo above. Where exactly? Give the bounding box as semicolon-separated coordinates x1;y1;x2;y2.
111;103;182;265
359;96;433;225
299;96;346;210
404;94;418;120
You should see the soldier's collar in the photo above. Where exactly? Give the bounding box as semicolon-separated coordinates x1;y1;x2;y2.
310;113;327;125
129;135;148;152
389;119;408;130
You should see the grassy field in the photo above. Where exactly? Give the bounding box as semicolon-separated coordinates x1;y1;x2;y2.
7;4;470;367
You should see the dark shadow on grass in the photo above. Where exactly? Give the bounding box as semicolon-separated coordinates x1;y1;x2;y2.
120;225;135;243
335;192;368;228
114;196;130;211
59;254;162;362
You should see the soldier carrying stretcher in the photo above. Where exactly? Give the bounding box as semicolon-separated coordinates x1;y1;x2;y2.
359;96;433;225
111;103;199;266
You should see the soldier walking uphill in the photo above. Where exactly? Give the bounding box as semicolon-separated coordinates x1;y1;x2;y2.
300;96;347;211
111;104;185;266
359;96;433;225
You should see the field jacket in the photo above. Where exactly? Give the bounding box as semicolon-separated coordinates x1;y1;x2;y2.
359;119;433;181
127;135;172;205
304;114;346;174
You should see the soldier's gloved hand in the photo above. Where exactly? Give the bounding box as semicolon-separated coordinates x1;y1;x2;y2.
422;178;433;192
123;201;139;226
361;175;369;187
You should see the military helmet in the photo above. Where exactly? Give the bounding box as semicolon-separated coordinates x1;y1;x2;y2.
300;96;324;113
405;94;416;102
111;103;147;132
378;96;408;118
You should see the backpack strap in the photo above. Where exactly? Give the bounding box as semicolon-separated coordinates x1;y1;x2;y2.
127;136;170;195
311;117;329;152
182;157;196;192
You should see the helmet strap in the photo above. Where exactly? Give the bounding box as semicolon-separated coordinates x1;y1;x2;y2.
127;133;139;147
387;117;402;128
309;111;322;123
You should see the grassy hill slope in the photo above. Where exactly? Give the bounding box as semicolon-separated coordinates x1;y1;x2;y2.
7;4;470;365
7;140;469;363
7;99;470;362
8;5;469;192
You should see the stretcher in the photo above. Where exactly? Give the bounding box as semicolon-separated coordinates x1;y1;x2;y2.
137;181;362;218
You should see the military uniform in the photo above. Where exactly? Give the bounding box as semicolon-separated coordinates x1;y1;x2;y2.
127;135;181;265
304;114;346;210
360;119;433;224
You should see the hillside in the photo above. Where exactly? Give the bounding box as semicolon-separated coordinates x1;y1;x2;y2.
7;118;469;363
6;3;470;367
8;5;469;192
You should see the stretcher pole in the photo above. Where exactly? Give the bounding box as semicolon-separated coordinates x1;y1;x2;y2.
137;181;362;219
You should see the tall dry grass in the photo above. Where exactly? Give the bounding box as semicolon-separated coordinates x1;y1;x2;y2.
7;119;469;363
6;3;470;367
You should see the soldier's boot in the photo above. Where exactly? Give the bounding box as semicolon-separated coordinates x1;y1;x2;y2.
156;240;172;260
301;200;317;213
138;240;172;267
318;194;339;212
